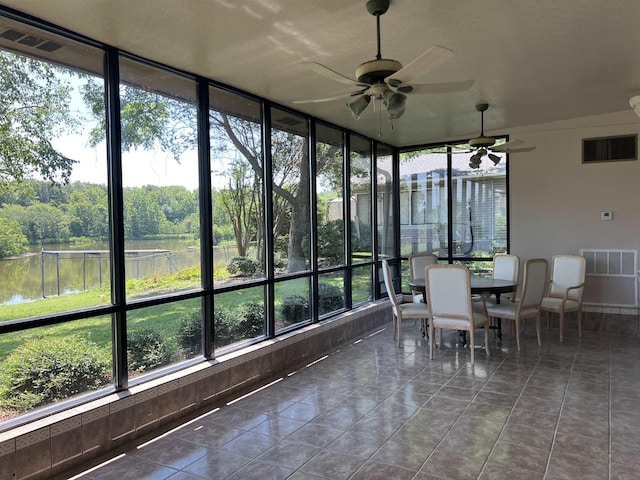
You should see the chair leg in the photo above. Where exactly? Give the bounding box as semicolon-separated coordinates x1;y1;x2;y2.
397;315;402;347
577;309;583;338
469;328;475;365
535;312;541;346
514;317;521;351
484;325;490;357
559;311;564;343
429;323;435;360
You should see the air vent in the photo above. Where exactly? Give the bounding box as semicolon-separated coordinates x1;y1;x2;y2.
582;134;637;163
0;28;62;53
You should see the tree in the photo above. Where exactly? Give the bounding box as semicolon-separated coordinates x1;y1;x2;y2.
218;160;261;257
0;51;80;184
2;202;70;245
67;184;109;239
123;188;165;239
0;215;28;258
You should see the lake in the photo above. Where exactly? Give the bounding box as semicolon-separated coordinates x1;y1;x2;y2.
0;239;201;306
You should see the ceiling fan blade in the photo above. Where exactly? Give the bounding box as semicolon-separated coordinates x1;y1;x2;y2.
293;91;363;104
401;79;474;95
385;45;454;86
490;139;524;151
301;62;367;88
493;146;536;153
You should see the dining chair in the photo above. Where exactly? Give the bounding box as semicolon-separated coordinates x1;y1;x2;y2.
424;264;490;365
381;259;430;347
488;253;520;304
540;254;586;342
485;258;548;350
408;252;438;302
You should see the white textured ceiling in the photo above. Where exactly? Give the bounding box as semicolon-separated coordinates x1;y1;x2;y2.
3;0;640;146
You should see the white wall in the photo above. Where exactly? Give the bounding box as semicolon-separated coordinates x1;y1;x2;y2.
503;110;640;268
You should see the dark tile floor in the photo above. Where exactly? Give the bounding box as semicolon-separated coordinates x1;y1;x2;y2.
59;319;640;480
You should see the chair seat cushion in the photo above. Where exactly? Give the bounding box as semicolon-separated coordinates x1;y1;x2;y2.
486;303;539;319
541;297;580;312
432;313;488;329
398;303;429;315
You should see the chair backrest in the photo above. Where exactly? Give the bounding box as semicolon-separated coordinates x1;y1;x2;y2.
381;259;400;308
409;253;438;280
519;258;549;308
549;255;586;300
493;253;520;282
425;264;473;319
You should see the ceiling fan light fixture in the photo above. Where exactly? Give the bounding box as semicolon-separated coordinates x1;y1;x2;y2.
347;95;371;119
488;153;501;165
383;90;406;119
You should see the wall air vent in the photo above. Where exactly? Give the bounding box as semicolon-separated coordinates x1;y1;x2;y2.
0;28;62;52
582;134;637;163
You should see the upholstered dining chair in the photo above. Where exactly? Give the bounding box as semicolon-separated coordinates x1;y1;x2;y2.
382;259;430;347
488;253;520;304
424;264;490;365
408;252;438;302
540;254;586;342
485;258;548;350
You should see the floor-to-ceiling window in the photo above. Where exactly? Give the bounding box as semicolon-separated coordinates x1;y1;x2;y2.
209;86;267;350
399;143;509;277
0;9;509;429
0;16;113;421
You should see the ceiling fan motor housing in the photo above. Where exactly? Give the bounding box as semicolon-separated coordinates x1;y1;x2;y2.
356;58;402;84
469;136;496;148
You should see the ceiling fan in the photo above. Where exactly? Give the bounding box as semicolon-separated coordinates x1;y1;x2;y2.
453;103;536;169
293;0;473;121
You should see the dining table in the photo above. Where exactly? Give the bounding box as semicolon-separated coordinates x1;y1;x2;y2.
408;276;518;341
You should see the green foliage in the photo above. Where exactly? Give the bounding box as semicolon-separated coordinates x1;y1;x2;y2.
318;282;344;315
0;215;28;258
214;301;264;347
280;295;309;325
0;335;109;412
227;256;261;276
176;310;201;357
1;202;70;244
0;52;80;184
127;329;173;373
317;219;344;264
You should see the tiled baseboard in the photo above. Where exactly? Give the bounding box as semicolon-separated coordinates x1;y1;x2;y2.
0;302;391;480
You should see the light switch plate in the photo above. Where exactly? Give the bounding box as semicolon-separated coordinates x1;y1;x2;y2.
601;211;613;221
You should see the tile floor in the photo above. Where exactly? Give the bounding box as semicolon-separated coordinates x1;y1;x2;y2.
58;320;640;480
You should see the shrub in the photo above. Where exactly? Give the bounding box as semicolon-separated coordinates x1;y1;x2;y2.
127;329;173;373
176;310;201;357
280;295;309;325
317;219;344;264
214;301;265;347
0;335;109;412
318;282;344;315
227;256;261;276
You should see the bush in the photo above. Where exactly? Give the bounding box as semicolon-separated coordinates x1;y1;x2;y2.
214;301;264;347
227;256;261;276
176;310;201;357
0;335;109;412
318;282;344;315
127;329;173;373
280;295;309;325
317;220;344;264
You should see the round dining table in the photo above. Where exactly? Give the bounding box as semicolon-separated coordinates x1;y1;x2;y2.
407;276;518;340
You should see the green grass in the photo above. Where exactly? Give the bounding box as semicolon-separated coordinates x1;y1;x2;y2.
0;267;367;362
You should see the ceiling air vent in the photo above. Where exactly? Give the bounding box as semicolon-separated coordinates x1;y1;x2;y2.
582;134;637;163
0;28;62;53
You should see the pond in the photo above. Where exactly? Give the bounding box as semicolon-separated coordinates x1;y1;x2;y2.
0;239;201;306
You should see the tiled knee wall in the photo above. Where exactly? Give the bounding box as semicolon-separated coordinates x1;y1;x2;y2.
0;303;390;480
